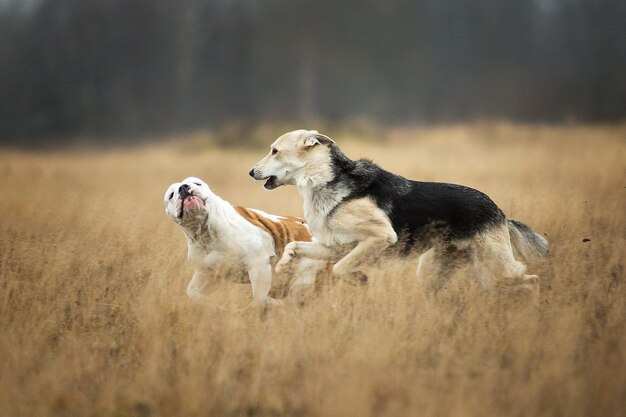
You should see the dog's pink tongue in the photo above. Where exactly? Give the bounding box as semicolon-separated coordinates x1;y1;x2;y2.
183;196;202;209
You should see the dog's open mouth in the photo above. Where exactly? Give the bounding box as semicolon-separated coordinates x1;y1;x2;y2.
179;195;204;219
264;176;278;190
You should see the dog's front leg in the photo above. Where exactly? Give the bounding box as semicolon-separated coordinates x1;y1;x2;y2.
332;236;395;285
288;258;328;300
187;270;221;305
275;241;336;273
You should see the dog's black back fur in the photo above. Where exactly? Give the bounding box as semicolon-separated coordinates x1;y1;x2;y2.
327;146;506;251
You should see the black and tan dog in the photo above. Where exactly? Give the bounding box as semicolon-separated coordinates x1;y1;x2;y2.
249;130;548;293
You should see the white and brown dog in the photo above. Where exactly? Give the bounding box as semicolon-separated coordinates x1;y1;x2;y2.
164;177;326;307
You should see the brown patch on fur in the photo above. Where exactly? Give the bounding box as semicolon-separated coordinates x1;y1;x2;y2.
234;207;312;257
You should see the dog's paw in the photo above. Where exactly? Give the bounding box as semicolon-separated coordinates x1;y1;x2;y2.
520;274;540;295
506;274;540;290
496;274;540;303
275;249;296;274
523;274;539;285
337;271;368;286
266;297;284;307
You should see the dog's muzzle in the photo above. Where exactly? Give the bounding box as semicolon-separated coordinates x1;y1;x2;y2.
177;185;205;219
249;168;278;190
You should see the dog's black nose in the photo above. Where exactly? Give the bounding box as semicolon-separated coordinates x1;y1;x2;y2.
178;183;190;197
248;168;255;178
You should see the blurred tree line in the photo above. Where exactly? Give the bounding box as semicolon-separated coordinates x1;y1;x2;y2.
0;0;624;143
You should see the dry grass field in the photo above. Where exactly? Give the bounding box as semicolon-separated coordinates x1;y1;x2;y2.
0;124;624;417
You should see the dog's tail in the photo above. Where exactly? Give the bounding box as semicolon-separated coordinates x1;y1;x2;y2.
507;219;549;262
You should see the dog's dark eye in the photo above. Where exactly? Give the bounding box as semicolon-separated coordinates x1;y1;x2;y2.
169;192;174;200
271;148;278;155
194;182;201;186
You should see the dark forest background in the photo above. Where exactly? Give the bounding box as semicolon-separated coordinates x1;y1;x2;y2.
1;0;625;144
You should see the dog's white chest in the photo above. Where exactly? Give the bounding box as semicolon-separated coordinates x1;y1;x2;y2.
189;246;233;269
301;186;351;245
303;205;329;242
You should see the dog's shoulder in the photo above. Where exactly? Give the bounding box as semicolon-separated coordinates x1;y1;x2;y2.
331;156;410;207
233;206;312;256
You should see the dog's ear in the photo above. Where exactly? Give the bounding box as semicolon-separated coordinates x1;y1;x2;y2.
304;133;335;148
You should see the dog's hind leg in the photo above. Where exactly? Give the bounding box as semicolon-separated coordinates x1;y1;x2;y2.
415;248;434;282
471;225;539;294
248;258;282;306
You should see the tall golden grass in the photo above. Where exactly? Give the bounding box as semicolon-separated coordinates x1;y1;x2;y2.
1;124;624;417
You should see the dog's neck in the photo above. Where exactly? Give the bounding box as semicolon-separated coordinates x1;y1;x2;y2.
295;164;333;190
179;190;224;251
181;210;216;251
296;145;353;226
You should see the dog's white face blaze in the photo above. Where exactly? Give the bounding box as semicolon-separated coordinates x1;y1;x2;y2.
250;129;335;190
163;176;211;223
